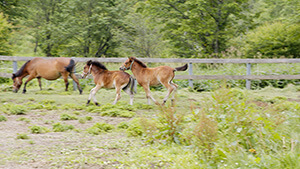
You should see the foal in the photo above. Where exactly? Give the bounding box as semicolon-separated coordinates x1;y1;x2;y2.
120;57;188;105
82;60;135;105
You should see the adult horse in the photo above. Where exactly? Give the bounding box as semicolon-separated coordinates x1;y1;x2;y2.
119;57;188;105
12;57;82;94
82;60;135;105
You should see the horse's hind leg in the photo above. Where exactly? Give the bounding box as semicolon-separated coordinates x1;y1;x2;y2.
113;87;122;105
62;74;69;91
37;77;42;90
123;86;134;105
70;73;82;94
87;85;101;106
161;81;176;105
170;82;178;106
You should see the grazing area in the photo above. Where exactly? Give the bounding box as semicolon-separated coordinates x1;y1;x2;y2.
0;80;299;168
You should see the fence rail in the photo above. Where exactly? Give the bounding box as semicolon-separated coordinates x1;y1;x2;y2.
1;56;299;89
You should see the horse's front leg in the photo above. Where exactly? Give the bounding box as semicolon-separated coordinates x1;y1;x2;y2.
23;75;35;94
87;85;101;106
142;85;159;105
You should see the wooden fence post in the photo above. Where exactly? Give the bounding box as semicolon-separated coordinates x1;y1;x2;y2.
246;63;251;89
13;61;18;73
188;62;193;88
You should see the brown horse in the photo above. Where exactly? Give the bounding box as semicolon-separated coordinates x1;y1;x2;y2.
82;60;135;105
119;57;188;105
12;57;82;94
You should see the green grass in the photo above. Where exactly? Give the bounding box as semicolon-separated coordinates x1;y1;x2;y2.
0;82;299;168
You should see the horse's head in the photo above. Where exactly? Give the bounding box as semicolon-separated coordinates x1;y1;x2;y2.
81;60;93;78
12;74;23;93
119;57;134;71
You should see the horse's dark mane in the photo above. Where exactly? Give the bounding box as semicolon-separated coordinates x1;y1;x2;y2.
131;57;147;68
89;61;108;70
14;60;30;77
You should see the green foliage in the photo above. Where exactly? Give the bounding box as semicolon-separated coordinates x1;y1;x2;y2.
0;13;13;55
87;122;114;135
52;123;74;132
0;115;7;122
10;105;27;115
235;22;300;58
117;121;129;129
30;125;50;134
60;113;78;121
126;118;143;137
16;117;30;123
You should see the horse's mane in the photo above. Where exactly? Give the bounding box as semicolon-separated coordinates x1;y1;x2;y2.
89;61;108;70
13;60;30;78
131;57;147;68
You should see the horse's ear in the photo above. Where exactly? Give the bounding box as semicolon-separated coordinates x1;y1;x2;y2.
87;60;92;65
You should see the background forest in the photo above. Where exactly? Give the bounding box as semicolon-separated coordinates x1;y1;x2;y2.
0;0;299;58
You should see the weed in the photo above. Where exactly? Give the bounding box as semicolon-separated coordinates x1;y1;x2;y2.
100;109;135;118
10;105;27;115
0;115;7;122
87;122;114;135
60;113;78;120
16;133;30;140
30;125;50;134
117;122;129;129
16;117;30;123
52;123;74;132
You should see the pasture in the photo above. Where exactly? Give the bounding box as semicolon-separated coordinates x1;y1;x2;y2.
0;78;299;168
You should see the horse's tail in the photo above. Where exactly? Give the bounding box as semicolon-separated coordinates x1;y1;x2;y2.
65;59;75;73
174;64;188;72
123;76;136;94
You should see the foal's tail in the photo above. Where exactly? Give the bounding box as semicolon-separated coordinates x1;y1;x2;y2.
174;64;188;72
65;59;75;73
123;76;136;94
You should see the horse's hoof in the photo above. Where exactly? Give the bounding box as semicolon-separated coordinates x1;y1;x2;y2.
95;102;100;106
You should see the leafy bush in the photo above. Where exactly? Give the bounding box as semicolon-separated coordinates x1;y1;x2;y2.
86;122;114;135
52;123;74;132
233;22;300;58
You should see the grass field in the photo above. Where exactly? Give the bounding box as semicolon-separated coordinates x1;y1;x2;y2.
0;79;300;168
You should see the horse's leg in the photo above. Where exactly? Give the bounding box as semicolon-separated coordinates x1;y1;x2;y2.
161;81;176;105
62;74;69;91
141;85;159;105
123;83;134;105
70;73;82;94
87;85;101;106
37;77;42;90
113;87;121;105
170;82;178;106
23;75;35;94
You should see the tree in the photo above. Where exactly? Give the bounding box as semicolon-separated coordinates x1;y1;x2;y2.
0;13;12;55
136;0;250;58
